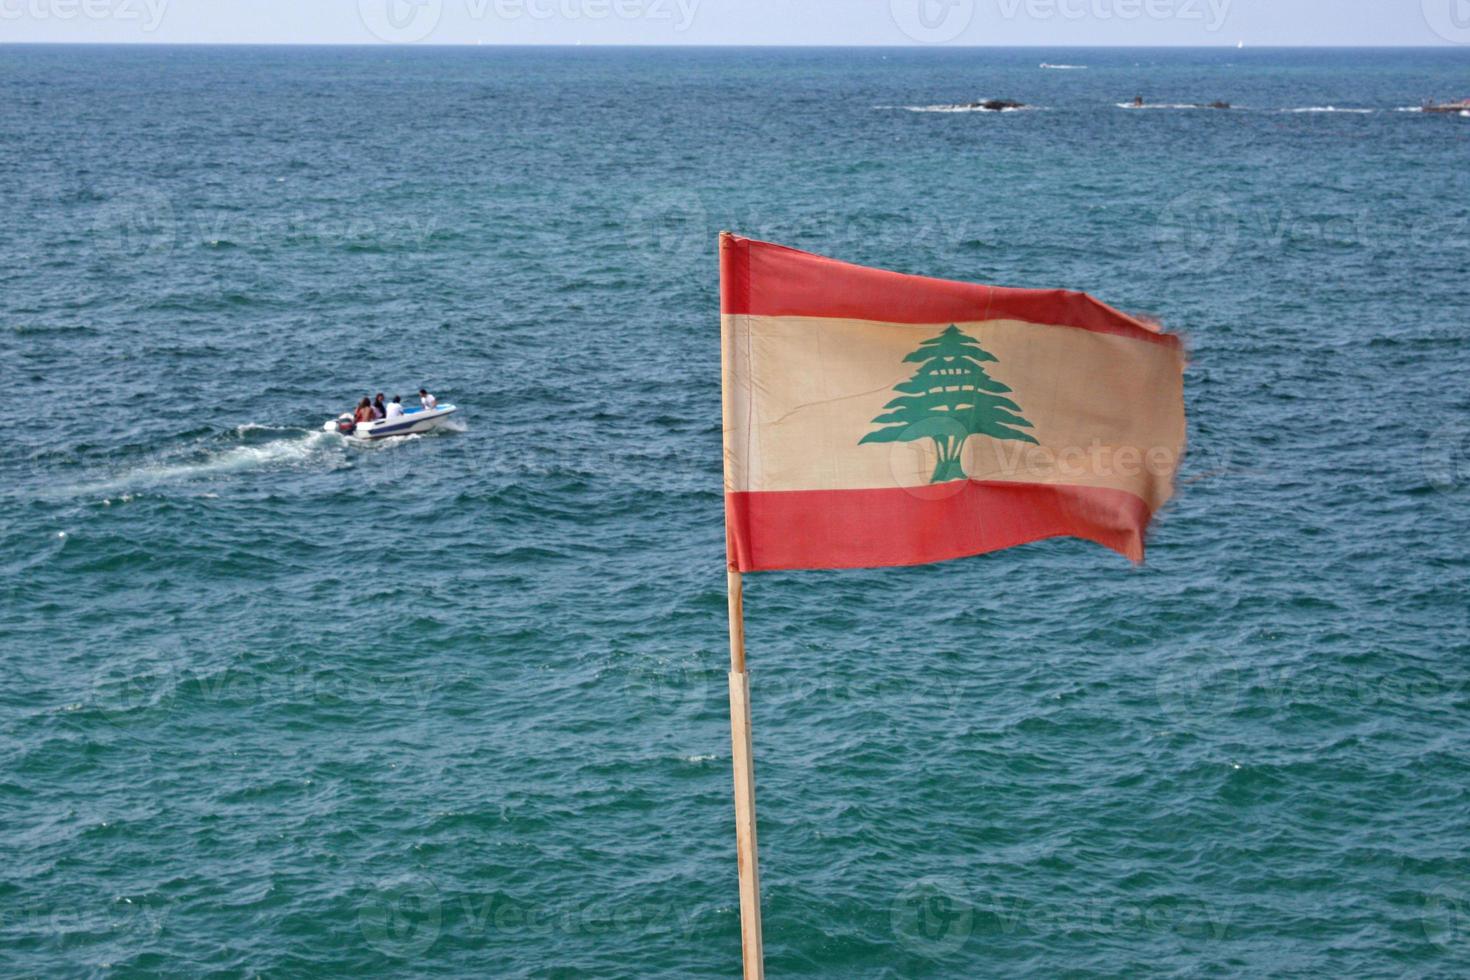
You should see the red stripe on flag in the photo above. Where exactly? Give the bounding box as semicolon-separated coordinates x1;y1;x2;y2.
719;233;1178;349
725;482;1154;571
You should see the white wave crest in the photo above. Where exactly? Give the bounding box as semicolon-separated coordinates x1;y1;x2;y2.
1116;103;1233;110
891;103;1037;114
234;422;296;437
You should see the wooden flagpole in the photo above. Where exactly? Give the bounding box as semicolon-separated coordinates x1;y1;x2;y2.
726;568;765;979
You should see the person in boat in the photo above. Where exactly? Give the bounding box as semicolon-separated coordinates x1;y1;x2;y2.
1132;95;1144;107
419;388;437;411
353;397;375;424
386;395;405;419
373;394;387;419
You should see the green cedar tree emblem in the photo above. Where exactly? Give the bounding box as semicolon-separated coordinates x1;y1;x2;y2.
860;325;1039;484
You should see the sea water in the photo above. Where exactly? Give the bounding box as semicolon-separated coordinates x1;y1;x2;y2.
2;46;1469;976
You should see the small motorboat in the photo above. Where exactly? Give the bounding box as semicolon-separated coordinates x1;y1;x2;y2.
324;404;458;440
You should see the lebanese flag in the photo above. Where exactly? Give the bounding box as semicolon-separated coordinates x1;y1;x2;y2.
721;234;1186;572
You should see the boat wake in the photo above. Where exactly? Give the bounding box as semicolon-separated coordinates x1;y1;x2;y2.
60;417;463;500
1040;63;1087;69
1285;106;1374;114
67;430;345;498
1116;103;1234;110
883;103;1038;114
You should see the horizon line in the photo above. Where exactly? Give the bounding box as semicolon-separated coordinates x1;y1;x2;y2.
0;41;1465;49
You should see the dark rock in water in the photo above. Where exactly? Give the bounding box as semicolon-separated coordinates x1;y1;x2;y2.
969;99;1025;112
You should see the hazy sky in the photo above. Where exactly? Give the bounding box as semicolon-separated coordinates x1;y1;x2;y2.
0;0;1465;46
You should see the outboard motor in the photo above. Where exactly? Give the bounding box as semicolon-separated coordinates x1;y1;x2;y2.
335;414;357;436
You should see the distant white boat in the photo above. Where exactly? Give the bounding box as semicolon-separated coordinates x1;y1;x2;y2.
1237;40;1244;49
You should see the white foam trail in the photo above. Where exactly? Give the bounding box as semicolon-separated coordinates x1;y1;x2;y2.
1040;63;1086;69
50;414;464;501
67;431;341;497
894;104;1037;113
1286;106;1374;114
141;433;336;481
1116;103;1229;110
352;431;424;449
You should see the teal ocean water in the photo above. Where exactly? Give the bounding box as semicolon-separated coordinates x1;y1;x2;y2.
3;45;1470;976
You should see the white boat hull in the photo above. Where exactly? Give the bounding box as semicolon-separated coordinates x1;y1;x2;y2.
323;405;457;440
